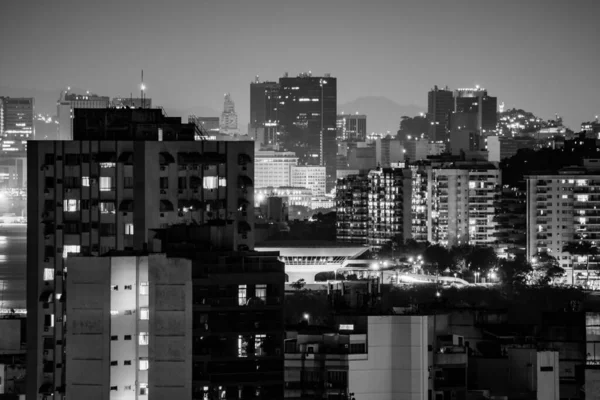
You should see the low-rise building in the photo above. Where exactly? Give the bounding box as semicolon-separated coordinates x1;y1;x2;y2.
290;165;327;196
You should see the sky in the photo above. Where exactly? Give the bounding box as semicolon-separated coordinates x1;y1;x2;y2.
0;0;598;130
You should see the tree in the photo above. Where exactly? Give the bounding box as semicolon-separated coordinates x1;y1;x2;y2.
423;244;452;273
289;279;306;291
467;246;498;274
562;241;599;287
498;254;533;286
450;244;473;275
531;252;564;285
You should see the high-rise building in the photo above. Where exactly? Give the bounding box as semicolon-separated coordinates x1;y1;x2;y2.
0;97;34;153
427;86;453;142
250;78;280;148
290;165;327;196
57;91;110;141
278;72;337;191
337;113;367;142
404;138;429;162
453;88;497;135
336;167;412;248
375;136;404;168
27;108;256;400
410;164;428;242
427;160;500;247
219;93;239;134
254;150;298;188
526;159;600;286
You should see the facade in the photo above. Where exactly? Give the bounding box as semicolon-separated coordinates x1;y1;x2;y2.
250;79;280;148
453;88;497;135
493;186;527;259
219;93;239;134
255;186;313;208
336;174;369;244
375;136;404;168
0;157;26;189
526;160;600;286
57;91;110;141
64;254;192;400
347;145;376;171
427;161;500;247
188;116;220;133
404;138;429;162
278;73;337;191
487;135;537;162
0;97;34;153
336;113;367;142
449;129;481;156
410;164;428;242
290;165;327;196
427;86;453;142
255;150;298;189
27;108;255;400
111;97;152;109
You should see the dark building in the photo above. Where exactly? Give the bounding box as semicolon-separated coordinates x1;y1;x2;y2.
337;113;367;142
250;78;280;148
427;86;453;142
278;72;337;191
454;88;497;135
336;174;369;243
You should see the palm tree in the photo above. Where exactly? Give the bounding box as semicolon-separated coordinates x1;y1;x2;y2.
562;241;599;287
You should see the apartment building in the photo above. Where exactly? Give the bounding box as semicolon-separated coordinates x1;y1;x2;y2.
255;150;298;189
336;174;369;244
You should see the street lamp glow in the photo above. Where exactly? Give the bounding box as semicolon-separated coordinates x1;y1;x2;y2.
303;313;309;320
408;257;414;263
371;263;380;270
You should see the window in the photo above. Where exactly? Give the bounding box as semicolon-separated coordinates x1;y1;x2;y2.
125;223;134;236
110;386;118;391
124;176;134;189
100;176;112;191
44;268;54;281
100;202;115;214
255;284;267;301
110;310;119;316
139;332;149;345
238;284;247;306
139;282;149;295
124;360;131;366
178;177;187;189
62;245;80;258
160;177;169;189
238;335;248;358
140;308;149;320
111;361;118;366
139;358;149;370
111;285;118;291
124;335;132;340
140;383;148;396
203;176;218;189
111;335;118;341
63;199;79;212
124;285;132;290
255;334;266;356
219;177;227;187
100;223;116;236
82;176;90;187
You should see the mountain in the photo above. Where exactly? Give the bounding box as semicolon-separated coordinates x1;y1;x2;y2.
338;96;424;135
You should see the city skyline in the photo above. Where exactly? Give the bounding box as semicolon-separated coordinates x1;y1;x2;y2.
1;0;599;131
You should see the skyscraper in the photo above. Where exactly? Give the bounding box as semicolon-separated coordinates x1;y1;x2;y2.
336;113;367;142
0;97;34;153
427;86;453;142
27;108;257;400
453;87;498;135
219;93;239;134
57;90;110;141
250;78;280;149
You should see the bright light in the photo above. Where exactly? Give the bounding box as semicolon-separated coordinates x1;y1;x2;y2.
303;313;310;320
417;255;422;260
436;291;441;297
371;263;380;270
408;257;414;263
141;84;146;91
256;193;265;203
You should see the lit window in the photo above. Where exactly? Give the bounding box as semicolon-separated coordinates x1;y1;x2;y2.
100;162;116;169
238;284;247;306
100;176;112;191
139;332;149;345
140;383;148;396
50;314;55;327
140;308;149;320
203;176;218;189
44;268;54;281
63;199;79;212
63;245;80;258
140;282;149;295
125;223;134;235
577;195;589;202
255;334;266;356
111;310;119;316
238;335;248;357
100;202;115;214
218;177;227;187
139;358;149;370
82;176;90;187
255;284;267;301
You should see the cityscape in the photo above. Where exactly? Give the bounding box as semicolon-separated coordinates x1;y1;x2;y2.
1;1;600;399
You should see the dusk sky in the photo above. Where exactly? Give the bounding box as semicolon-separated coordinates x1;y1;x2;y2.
1;0;598;130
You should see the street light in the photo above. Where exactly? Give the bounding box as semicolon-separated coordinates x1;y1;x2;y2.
303;313;310;324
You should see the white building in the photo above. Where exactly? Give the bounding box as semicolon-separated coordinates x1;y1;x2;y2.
219;93;239;134
291;165;327;196
255;151;298;188
404;138;429;162
428;161;500;247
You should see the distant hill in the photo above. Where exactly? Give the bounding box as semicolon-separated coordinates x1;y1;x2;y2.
338;96;424;135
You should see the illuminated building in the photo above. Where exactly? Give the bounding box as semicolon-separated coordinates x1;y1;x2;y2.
427;160;500;247
250;78;280;148
219;93;239;135
27;108;255;400
57;91;110;140
254;186;313;208
526;159;600;287
278;72;337;191
335;167;412;248
0;97;34;153
581;118;600;138
410;164;428;242
453;87;497;136
111;96;152;109
0;157;26;189
290;165;327;196
255;150;298;189
337;113;367;142
427;86;453;142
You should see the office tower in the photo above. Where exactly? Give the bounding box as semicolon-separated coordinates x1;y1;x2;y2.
27;108;255;400
404;138;429;162
581;118;600;138
290;165;327;196
526;159;600;286
336;167;412;248
336;174;369;243
427;86;453;142
0;97;34;153
410;164;428;242
336;113;367;142
188;116;220;134
57;91;110;141
220;93;239;134
347;144;376;171
111;97;152;109
278;72;337;191
250;78;280;148
254;150;298;188
65;254;192;399
453;87;498;135
427;160;500;247
375;136;404;167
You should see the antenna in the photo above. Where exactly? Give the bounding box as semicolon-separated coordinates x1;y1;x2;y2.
140;70;145;109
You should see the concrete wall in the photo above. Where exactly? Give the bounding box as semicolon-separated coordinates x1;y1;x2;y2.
348;315;428;400
0;320;21;352
536;351;559;400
